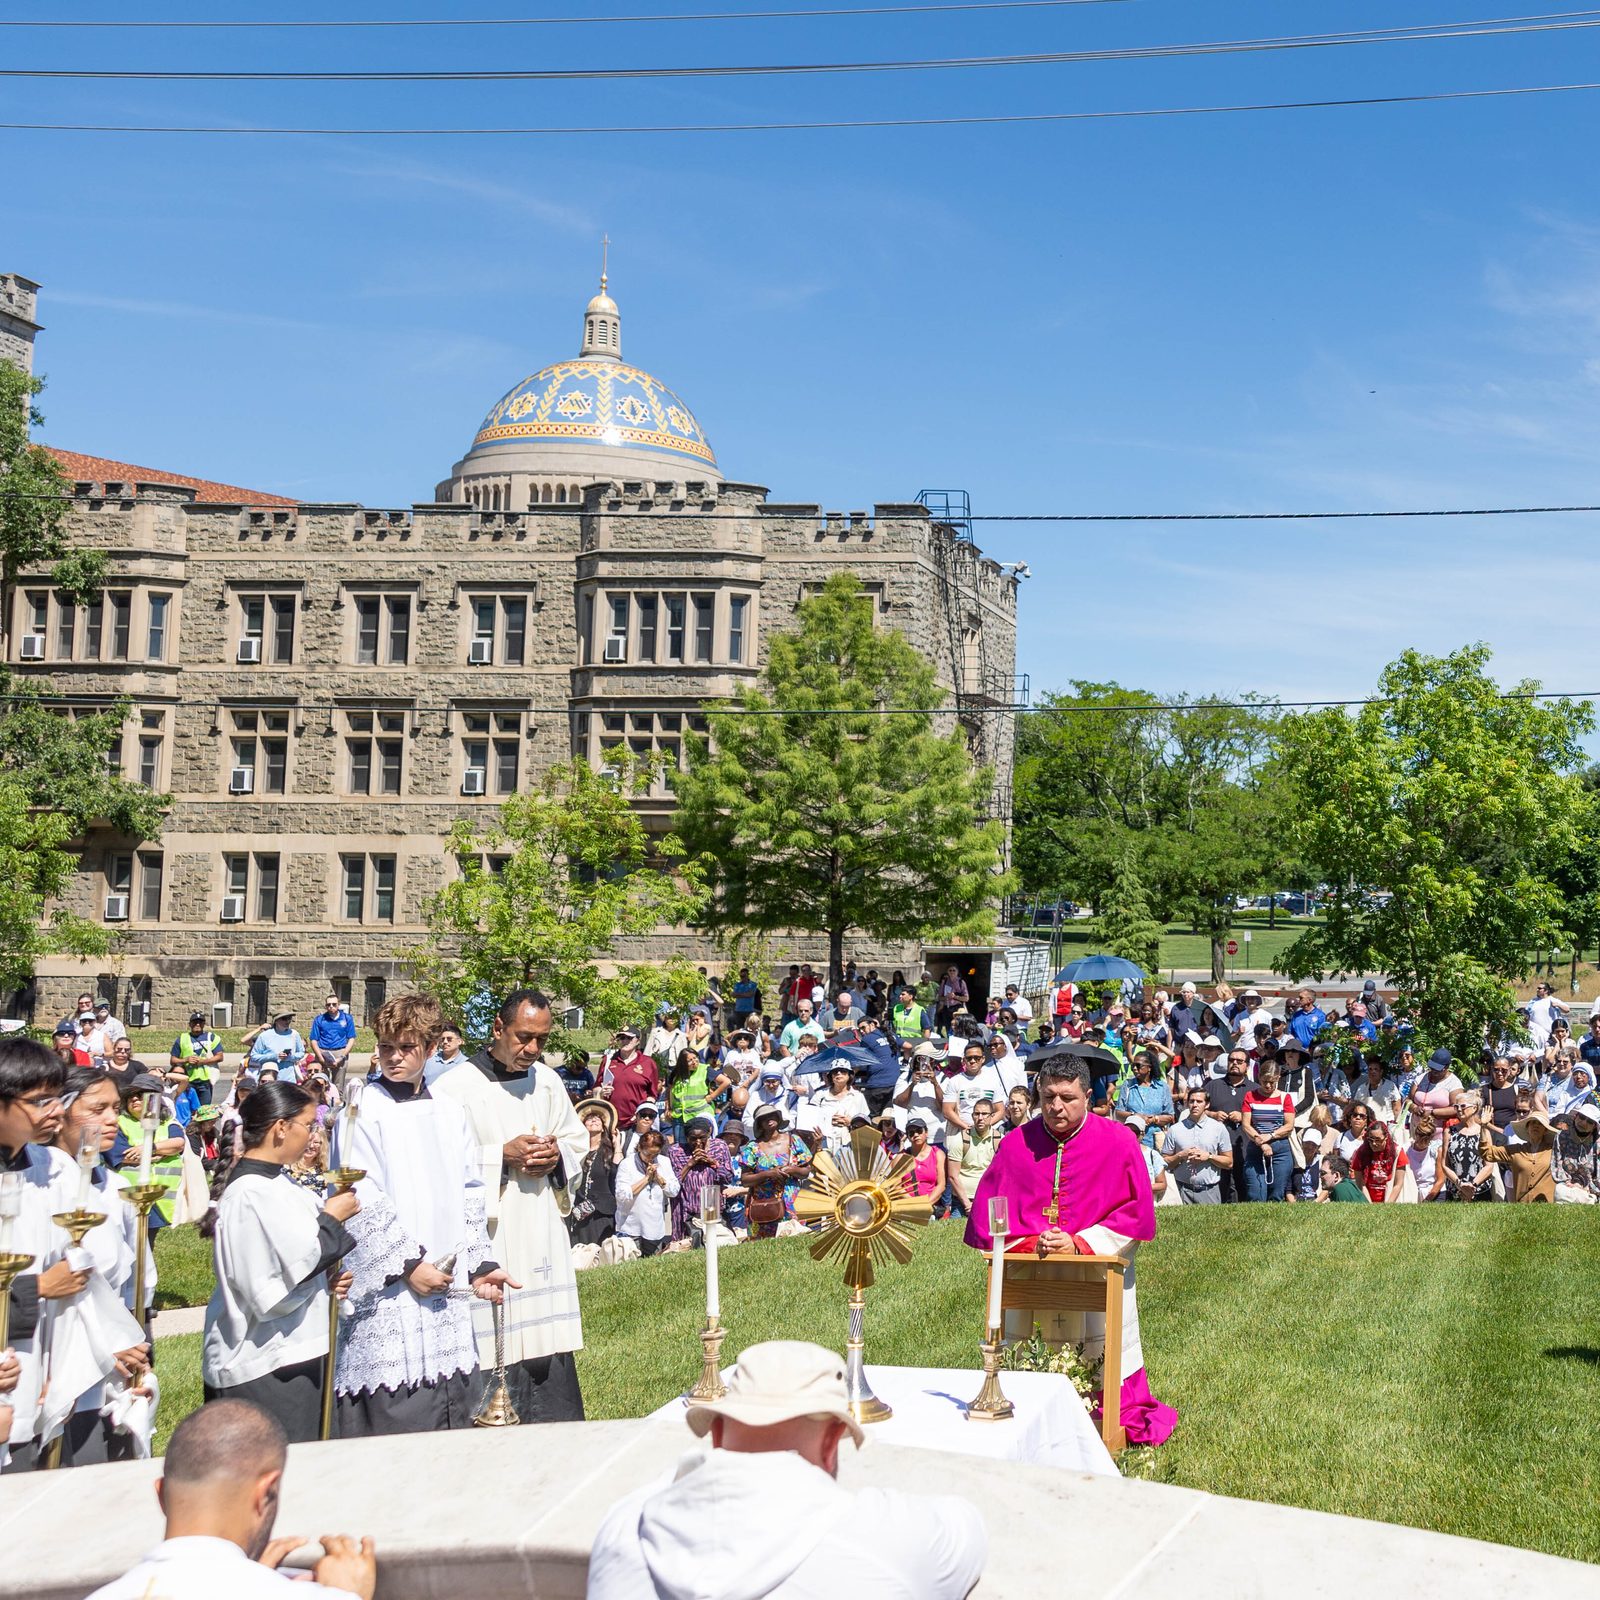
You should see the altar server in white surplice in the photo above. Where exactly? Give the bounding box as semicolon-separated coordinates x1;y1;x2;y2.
0;1041;92;1474
335;993;517;1436
428;987;588;1422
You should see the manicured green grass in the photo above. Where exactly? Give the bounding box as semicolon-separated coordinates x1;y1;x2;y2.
123;1026;378;1057
152;1208;1600;1563
1051;920;1313;976
151;1223;215;1312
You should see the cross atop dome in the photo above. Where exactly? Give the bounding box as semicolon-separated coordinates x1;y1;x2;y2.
581;237;621;359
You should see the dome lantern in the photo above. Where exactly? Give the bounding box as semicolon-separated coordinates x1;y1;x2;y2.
580;234;621;359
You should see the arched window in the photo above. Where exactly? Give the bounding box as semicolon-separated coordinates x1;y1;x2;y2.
555;485;566;504
492;485;501;511
542;484;553;504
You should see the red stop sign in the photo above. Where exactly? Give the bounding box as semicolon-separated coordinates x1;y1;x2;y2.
1226;939;1239;955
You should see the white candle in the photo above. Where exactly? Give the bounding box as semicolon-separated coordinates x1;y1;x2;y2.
76;1130;97;1209
340;1082;362;1172
138;1093;159;1185
701;1184;721;1321
986;1195;1009;1334
0;1172;19;1252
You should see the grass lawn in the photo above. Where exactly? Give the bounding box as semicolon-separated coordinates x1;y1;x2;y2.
152;1208;1599;1564
1051;919;1313;978
150;1223;216;1311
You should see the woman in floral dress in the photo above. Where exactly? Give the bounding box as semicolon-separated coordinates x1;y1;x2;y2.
737;1105;811;1238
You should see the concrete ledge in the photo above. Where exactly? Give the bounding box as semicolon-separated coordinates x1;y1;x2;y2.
2;1419;1594;1599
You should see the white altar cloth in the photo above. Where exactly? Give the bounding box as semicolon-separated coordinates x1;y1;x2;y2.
647;1363;1118;1477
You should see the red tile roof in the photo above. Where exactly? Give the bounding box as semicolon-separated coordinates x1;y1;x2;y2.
45;447;299;507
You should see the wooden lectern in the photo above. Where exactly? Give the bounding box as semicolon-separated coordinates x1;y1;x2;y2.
998;1253;1128;1453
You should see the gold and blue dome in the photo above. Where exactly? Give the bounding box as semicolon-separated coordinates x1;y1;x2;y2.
469;358;717;472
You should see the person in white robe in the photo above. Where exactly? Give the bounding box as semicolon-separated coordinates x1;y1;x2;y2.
85;1398;377;1600
427;987;588;1423
44;1066;153;1464
335;994;515;1435
204;1081;359;1443
0;1040;91;1474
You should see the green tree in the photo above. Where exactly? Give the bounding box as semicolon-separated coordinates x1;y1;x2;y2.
0;360;105;641
411;756;710;1039
1014;682;1286;977
673;571;1007;986
1273;645;1593;1059
1087;850;1163;975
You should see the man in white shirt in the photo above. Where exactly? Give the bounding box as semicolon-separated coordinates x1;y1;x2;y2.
1002;984;1033;1024
586;1341;985;1600
1525;982;1569;1053
86;1399;376;1600
941;1041;1010;1136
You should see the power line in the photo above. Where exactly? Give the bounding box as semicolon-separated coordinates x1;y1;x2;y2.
0;0;1140;28
7;78;1598;134
5;12;1597;82
2;689;1593;716
9;485;1600;520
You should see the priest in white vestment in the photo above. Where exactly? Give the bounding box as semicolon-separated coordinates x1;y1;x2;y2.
443;986;588;1421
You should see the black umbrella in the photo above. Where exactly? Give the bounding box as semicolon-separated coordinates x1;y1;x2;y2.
1026;1037;1121;1072
804;1042;877;1078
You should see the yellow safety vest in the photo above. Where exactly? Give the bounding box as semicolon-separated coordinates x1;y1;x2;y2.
117;1111;183;1223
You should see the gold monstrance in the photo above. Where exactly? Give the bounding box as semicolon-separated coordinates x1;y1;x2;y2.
792;1125;933;1423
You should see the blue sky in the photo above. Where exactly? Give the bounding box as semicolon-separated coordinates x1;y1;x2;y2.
7;0;1600;715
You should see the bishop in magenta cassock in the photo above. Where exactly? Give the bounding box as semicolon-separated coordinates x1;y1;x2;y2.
965;1064;1177;1446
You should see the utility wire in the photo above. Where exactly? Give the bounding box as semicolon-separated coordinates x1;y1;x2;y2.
9;486;1600;520
5;12;1598;82
0;0;1141;28
7;78;1599;134
0;690;1592;716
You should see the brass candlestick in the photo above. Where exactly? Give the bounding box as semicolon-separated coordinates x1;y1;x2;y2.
966;1331;1016;1422
320;1167;365;1443
472;1296;521;1427
0;1251;31;1350
123;1182;168;1329
43;1209;108;1468
687;1315;728;1402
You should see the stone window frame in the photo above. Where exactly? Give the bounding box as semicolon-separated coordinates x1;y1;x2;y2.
581;583;759;669
12;583;170;667
335;579;422;669
338;703;410;799
582;704;708;799
452;581;541;668
220;850;281;924
132;704;171;791
454;703;528;799
220;700;296;797
339;851;399;925
225;578;307;668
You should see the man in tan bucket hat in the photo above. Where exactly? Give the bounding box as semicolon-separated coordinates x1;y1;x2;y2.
586;1341;986;1598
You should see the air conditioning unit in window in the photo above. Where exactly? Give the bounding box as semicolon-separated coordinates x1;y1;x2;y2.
236;638;262;663
220;896;246;923
103;894;129;922
19;635;45;661
603;636;626;662
461;769;486;795
128;1000;151;1028
212;1001;234;1028
468;639;492;665
229;767;255;794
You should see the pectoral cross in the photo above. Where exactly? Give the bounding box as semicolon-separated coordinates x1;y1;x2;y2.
1043;1140;1066;1228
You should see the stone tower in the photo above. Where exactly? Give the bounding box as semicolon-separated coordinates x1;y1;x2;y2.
0;274;42;377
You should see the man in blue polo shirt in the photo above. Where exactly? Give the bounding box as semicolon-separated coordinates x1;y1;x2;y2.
308;994;357;1083
1287;988;1326;1051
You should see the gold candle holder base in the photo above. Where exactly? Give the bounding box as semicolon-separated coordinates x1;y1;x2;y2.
320;1168;366;1443
122;1183;168;1214
966;1332;1015;1422
687;1316;728;1402
0;1250;35;1351
51;1208;108;1246
124;1183;169;1329
472;1297;521;1428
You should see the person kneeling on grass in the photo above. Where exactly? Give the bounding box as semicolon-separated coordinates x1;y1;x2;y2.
586;1341;986;1600
85;1398;375;1599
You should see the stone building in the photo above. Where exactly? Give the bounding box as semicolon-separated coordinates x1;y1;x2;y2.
6;271;1020;1029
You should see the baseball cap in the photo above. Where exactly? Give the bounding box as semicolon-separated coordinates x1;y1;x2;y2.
1125;1115;1148;1133
93;1000;110;1013
192;1105;223;1123
51;1022;76;1039
189;1011;206;1025
633;1100;660;1118
685;1340;864;1447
